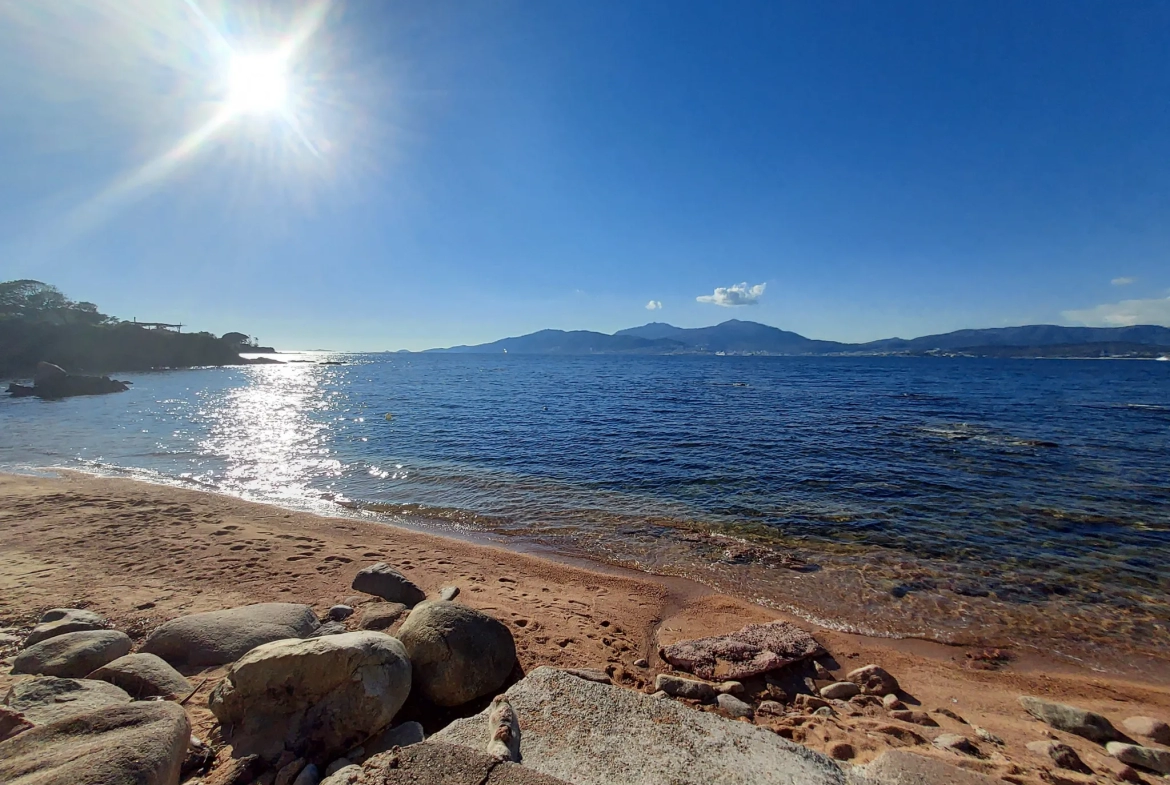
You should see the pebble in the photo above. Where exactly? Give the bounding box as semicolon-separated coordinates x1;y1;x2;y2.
325;759;352;777
820;682;860;700
651;690;669;699
633;658;649;668
716;693;754;719
438;586;460;602
933;733;980;757
813;662;832;680
882;694;905;710
561;668;612;685
326;605;353;622
812;706;834;718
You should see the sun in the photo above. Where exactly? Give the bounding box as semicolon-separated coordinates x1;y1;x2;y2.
226;52;290;115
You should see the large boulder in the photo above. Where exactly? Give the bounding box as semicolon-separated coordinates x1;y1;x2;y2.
658;621;823;680
4;677;131;726
1019;696;1119;743
141;603;319;666
30;362;130;399
12;630;133;678
24;609;108;647
0;701;190;785
434;667;849;785
352;564;426;606
208;630;411;761
397;601;516;707
87;653;192;699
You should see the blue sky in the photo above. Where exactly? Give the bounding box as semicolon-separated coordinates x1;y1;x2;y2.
1;0;1168;350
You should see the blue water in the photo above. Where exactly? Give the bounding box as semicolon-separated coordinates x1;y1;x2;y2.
3;353;1169;669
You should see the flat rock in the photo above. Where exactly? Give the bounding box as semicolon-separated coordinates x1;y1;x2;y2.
821;682;860;700
1019;696;1119;743
654;673;717;701
12;630;133;678
0;701;190;785
1122;716;1170;746
352;563;426;606
1106;742;1170;775
86;652;192;699
24;609;107;647
209;630;411;761
359;603;408;631
862;750;1001;785
142;603;319;666
397;602;516;707
1026;740;1092;773
847;665;899;696
434;666;849;785
4;676;131;726
659;620;823;680
361;740;570;784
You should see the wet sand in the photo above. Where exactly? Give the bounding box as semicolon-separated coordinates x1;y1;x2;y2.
2;470;1168;782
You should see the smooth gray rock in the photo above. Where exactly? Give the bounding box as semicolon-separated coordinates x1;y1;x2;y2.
209;630;411;761
364;720;426;758
654;674;717;701
820;682;860;700
0;701;190;785
86;653;192;699
1122;716;1170;746
352;563;426;606
4;677;131;726
1019;695;1119;743
1107;742;1170;775
397;601;516;707
434;666;849;785
1026;740;1091;773
716;693;754;718
359;603;408;631
141;603;319;666
438;586;460;602
327;605;354;622
862;750;1000;785
12;630;132;678
24;609;107;647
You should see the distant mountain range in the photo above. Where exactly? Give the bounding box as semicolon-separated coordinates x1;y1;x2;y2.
426;320;1170;357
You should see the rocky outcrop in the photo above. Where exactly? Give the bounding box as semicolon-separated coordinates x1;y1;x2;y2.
9;362;131;399
209;630;412;761
12;630;133;678
87;653;193;699
434;667;850;785
397;601;516;707
141;603;319;666
352;563;426;606
658;620;823;680
1019;696;1119;743
0;701;190;785
24;609;108;647
4;677;131;726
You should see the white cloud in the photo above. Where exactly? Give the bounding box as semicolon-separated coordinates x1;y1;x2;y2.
645;300;663;310
1063;296;1170;327
1111;277;1135;286
696;282;766;307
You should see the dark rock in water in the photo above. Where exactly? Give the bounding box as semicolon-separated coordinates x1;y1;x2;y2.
9;362;131;399
659;621;823;680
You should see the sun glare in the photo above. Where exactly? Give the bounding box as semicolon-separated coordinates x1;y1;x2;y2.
227;52;289;114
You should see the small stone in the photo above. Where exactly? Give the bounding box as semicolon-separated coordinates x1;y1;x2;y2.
889;710;939;726
716;693;754;718
654;674;717;701
351;563;426;606
325;758;352;777
716;681;744;695
274;757;307;785
358;603;408;631
934;733;980;756
936;707;968;724
1027;740;1092;773
326;605;353;622
438;586;459;601
847;664;899;695
820;681;860;700
1107;741;1170;775
973;726;1004;745
292;763;320;785
883;693;905;710
794;694;829;710
1123;716;1170;746
1020;696;1119;743
826;742;854;760
633;658;649;668
812;706;834;717
757;700;785;716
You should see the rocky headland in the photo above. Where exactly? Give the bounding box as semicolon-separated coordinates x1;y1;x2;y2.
1;471;1169;785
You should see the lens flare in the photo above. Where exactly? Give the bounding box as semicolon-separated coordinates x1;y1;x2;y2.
227;52;289;115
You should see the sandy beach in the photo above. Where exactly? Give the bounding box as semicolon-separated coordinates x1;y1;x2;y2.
2;469;1169;783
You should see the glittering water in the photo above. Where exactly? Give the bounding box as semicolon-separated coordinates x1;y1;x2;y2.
2;354;1168;671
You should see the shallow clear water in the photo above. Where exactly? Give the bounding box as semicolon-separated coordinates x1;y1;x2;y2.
3;354;1168;671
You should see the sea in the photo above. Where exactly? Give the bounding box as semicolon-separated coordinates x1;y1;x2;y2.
2;353;1168;675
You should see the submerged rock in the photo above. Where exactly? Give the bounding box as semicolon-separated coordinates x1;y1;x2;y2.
142;603;319;666
12;630;133;678
12;362;131;399
24;609;107;647
659;620;823;680
1019;696;1119;743
4;677;131;726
